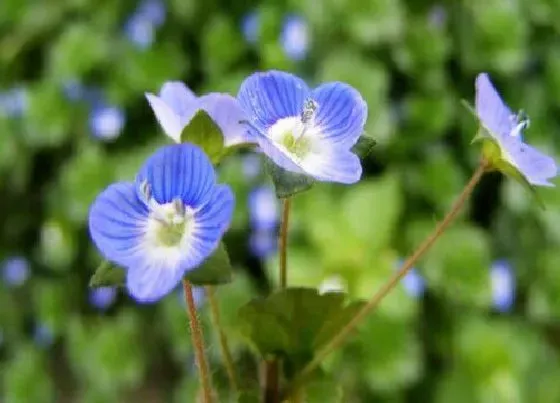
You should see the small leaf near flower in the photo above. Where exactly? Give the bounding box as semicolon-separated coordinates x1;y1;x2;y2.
264;159;315;199
237;287;365;378
351;134;377;159
184;241;233;286
89;260;125;288
180;110;225;164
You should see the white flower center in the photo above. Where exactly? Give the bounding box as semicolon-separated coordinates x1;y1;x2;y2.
266;98;320;160
145;199;195;249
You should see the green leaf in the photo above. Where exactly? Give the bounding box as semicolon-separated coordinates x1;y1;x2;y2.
237;287;364;377
180;110;225;164
184;242;233;286
264;159;315;199
351;134;377;158
89;260;125;288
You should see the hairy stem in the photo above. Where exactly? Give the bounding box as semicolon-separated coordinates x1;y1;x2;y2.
284;161;488;399
183;279;213;403
206;286;239;394
279;198;292;289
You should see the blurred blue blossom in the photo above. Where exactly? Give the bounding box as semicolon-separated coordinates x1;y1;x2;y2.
237;70;367;184
88;144;234;303
242;154;262;180
491;260;515;312
241;10;260;44
396;260;425;298
280;15;310;61
248;186;279;230
62;79;86;101
0;87;28;118
178;284;206;307
2;257;30;287
474;73;558;187
428;5;447;29
124;0;166;49
89;104;126;141
33;323;55;348
146;81;253;146
89;287;118;310
249;229;277;259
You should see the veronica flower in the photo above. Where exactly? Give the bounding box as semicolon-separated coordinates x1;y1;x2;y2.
249;229;277;258
248;185;279;230
280;14;310;61
237;70;367;184
475;73;558;187
146;81;253;146
88;143;234;302
241;10;260;44
2;257;30;287
89;104;126;141
490;260;515;312
89;286;118;310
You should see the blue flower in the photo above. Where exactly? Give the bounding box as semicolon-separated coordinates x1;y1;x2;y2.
33;323;55;348
2;257;30;287
146;81;253;146
124;13;155;49
0;86;28;118
490;260;515;312
89;286;118;310
237;70;367;184
396;259;425;298
88;143;234;303
241;10;260;44
248;185;279;230
136;0;166;27
280;15;310;61
249;229;277;258
475;73;558;187
89;104;126;141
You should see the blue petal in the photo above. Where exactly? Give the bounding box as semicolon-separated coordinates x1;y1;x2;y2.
311;82;367;148
159;81;197;118
126;260;186;303
136;144;217;206
198;93;255;146
193;184;235;236
237;70;310;133
301;147;362;184
88;182;149;267
475;73;516;138
145;93;185;142
499;135;558;187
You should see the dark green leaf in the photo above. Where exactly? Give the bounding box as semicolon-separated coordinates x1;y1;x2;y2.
264;159;315;199
184;242;233;285
180;110;225;163
237;287;364;376
89;260;125;288
351;135;377;158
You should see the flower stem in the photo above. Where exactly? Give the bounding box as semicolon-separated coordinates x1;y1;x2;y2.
183;279;213;403
279;197;292;289
283;161;488;399
206;286;239;394
262;198;292;402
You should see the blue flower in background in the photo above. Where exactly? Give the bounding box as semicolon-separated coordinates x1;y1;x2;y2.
491;260;515;312
475;73;558;186
146;81;253;146
0;87;28;118
249;229;277;259
237;70;368;184
178;284;206;307
124;14;155;49
33;323;55;348
89;104;126;141
428;5;447;29
89;286;118;310
242;154;262;180
62;79;86;101
248;186;279;230
88;144;234;303
280;15;310;61
124;0;166;49
2;257;30;287
396;260;425;298
241;10;260;44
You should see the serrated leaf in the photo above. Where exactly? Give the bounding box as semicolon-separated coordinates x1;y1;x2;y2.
89;260;125;288
237;287;364;377
264;159;315;199
183;242;233;285
180;110;225;163
351;135;377;158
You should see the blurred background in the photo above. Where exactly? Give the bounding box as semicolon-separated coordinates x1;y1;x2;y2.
1;0;560;401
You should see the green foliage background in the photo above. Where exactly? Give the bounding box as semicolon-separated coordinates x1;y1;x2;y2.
1;0;560;401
